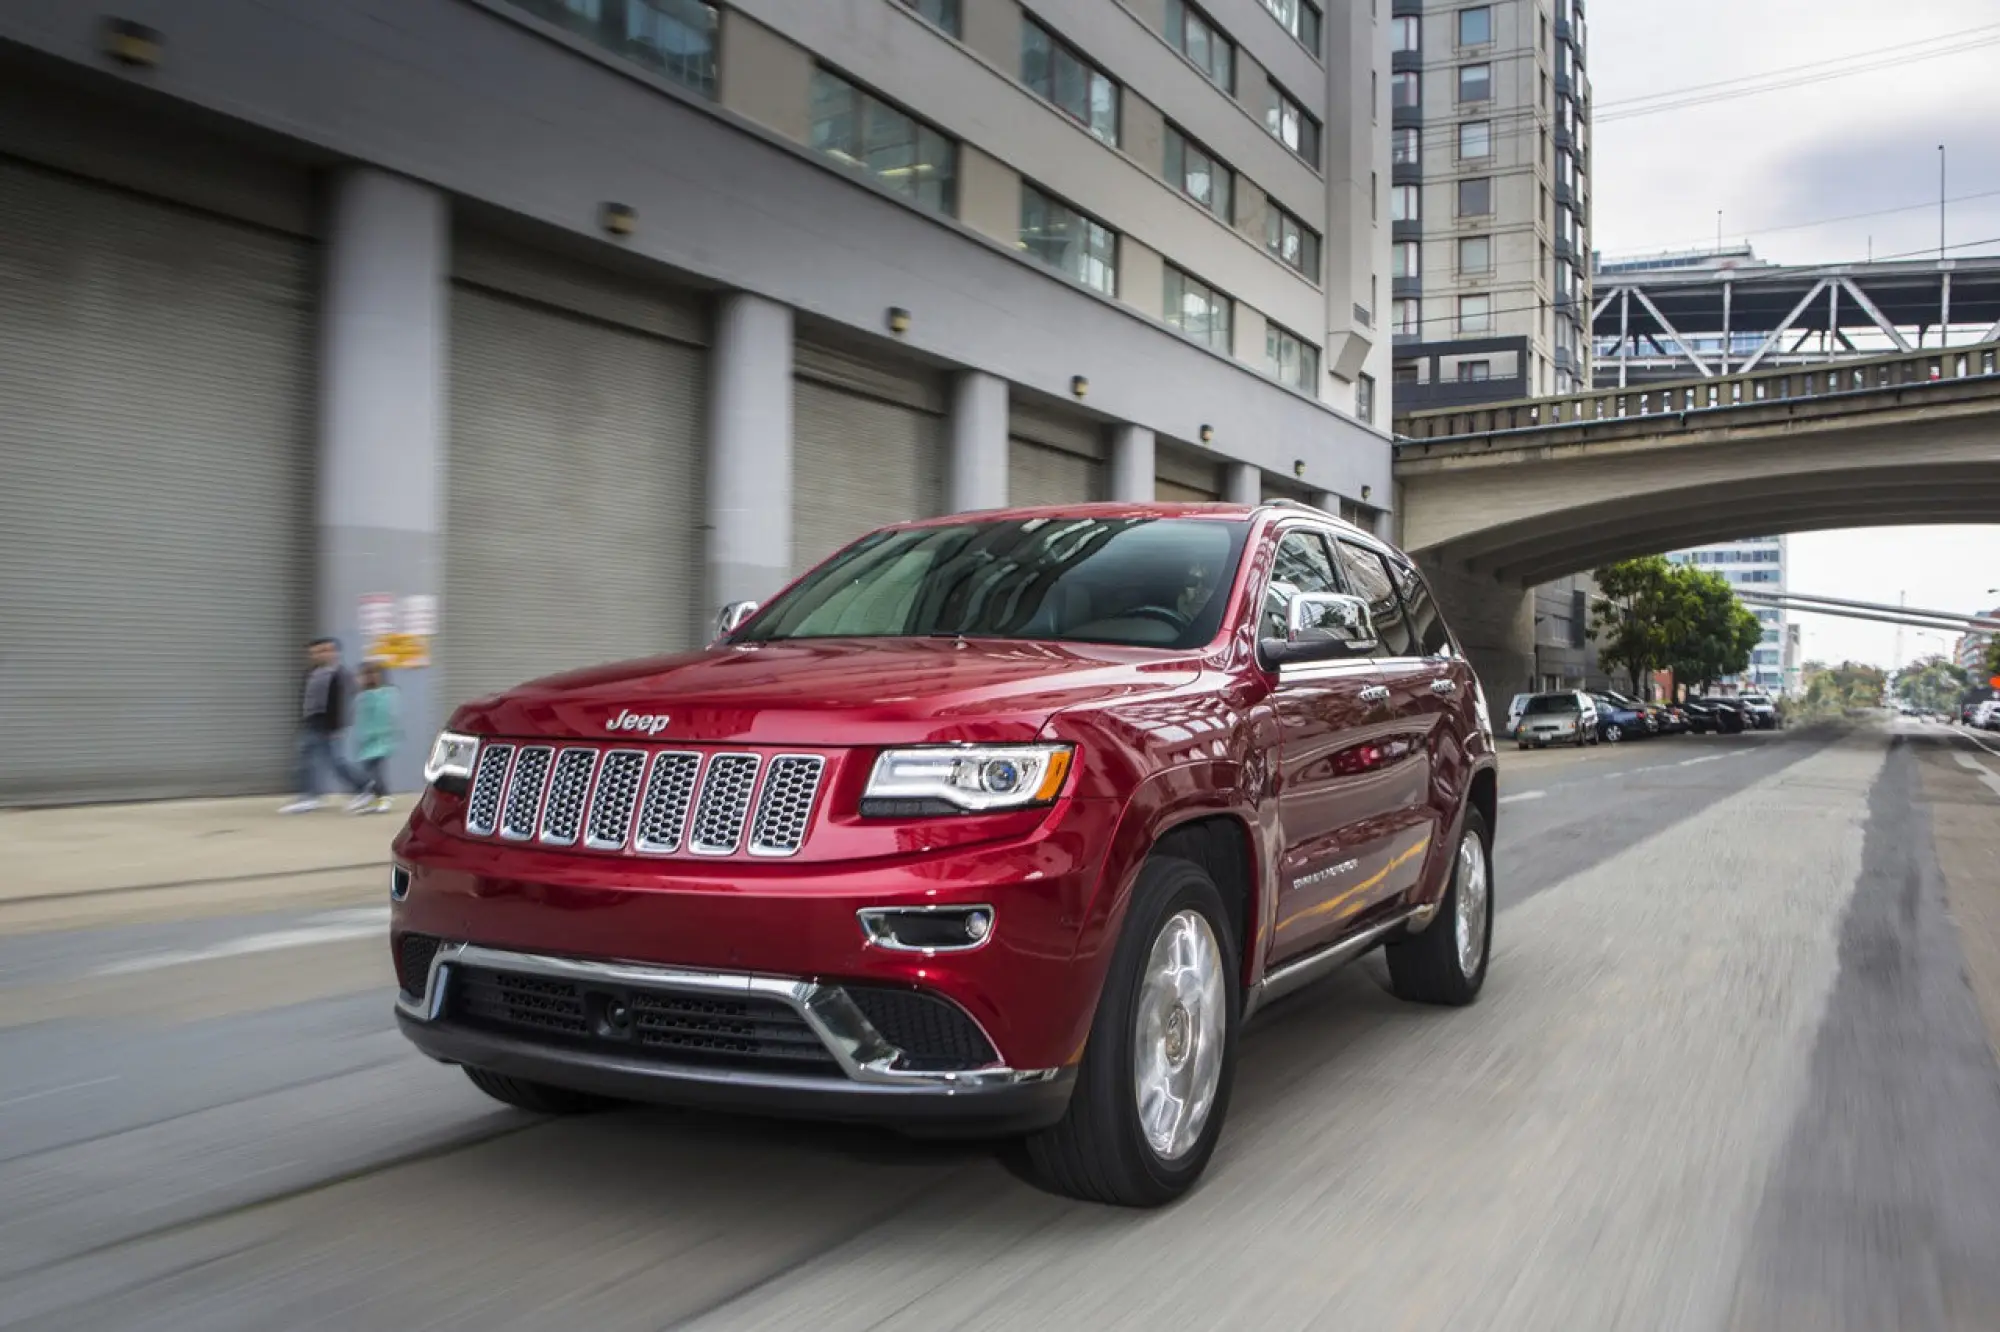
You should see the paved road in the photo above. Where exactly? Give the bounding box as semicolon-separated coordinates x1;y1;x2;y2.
4;722;2000;1330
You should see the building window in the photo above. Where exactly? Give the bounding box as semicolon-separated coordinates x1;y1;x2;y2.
1458;359;1491;381
1457;176;1492;217
1357;373;1376;424
1165;266;1233;352
899;0;960;38
1458;63;1493;103
1458;119;1492;159
1266;82;1321;165
1265;204;1322;279
1022;19;1120;146
515;0;720;96
1166;0;1236;93
1393;126;1421;165
1390;71;1421;112
1164;126;1234;222
1391;15;1420;51
1458;294;1492;332
1020;182;1118;295
1458;5;1493;45
1393;298;1421;335
1393;240;1420;280
809;68;958;215
1267;321;1319;391
1261;0;1322;53
1391;183;1420;222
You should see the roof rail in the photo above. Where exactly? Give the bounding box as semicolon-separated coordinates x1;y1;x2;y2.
1262;497;1342;519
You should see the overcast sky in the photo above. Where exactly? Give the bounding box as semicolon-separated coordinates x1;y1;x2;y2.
1588;0;2000;671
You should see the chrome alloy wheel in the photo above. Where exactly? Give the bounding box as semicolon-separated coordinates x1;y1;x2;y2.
1132;908;1227;1162
1454;829;1490;979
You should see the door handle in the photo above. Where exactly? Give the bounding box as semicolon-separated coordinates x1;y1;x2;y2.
1360;685;1391;704
1430;678;1458;695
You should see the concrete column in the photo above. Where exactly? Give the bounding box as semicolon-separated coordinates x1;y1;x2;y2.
947;371;1008;513
1225;461;1262;505
1310;488;1340;516
1110;424;1156;501
317;168;448;795
707;293;794;613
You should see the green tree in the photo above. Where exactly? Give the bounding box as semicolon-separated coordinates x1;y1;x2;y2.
1590;557;1759;696
1802;660;1888;714
1894;655;1967;714
1590;556;1676;695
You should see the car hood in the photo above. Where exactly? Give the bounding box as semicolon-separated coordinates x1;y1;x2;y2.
449;637;1203;746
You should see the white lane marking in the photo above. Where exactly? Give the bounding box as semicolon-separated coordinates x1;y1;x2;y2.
1953;751;2000;800
1954;727;2000;761
91;907;391;977
0;1075;121;1111
1499;790;1547;804
1678;755;1723;768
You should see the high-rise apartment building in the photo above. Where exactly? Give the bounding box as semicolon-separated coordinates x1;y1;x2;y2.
1668;537;1790;694
0;0;1392;803
1388;0;1590;408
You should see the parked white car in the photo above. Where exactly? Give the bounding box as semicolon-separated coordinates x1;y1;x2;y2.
1516;691;1600;749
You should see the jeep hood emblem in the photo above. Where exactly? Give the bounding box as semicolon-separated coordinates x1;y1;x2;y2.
606;708;671;736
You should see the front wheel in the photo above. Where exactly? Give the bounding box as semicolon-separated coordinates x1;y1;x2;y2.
1384;806;1493;1006
463;1067;619;1115
1023;856;1239;1207
1603;724;1623;743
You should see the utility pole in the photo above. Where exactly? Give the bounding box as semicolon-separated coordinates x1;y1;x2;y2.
1896;589;1906;670
1939;144;1947;262
1716;210;1723;256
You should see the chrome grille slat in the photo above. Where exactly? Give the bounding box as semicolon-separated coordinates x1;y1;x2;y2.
749;755;825;857
634;751;701;855
499;746;554;841
690;754;761;856
465;744;513;837
584;749;648;850
537;748;599;846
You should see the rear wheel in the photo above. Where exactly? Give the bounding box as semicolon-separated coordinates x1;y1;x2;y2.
463;1067;619;1115
1023;856;1239;1207
1384;807;1492;1006
1603;724;1623;743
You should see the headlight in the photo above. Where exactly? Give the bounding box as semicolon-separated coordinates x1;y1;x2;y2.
863;743;1074;815
422;731;480;787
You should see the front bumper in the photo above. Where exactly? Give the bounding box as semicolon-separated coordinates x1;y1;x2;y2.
397;942;1074;1133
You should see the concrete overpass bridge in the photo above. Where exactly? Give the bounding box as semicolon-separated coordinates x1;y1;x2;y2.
1388;340;2000;697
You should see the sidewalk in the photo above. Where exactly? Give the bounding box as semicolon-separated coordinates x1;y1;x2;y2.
0;796;399;933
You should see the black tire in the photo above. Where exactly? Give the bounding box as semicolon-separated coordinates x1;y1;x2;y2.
1022;856;1240;1208
1384;806;1493;1007
463;1066;619;1115
1603;724;1623;743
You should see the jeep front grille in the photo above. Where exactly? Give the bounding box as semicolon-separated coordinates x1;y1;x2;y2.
461;742;826;859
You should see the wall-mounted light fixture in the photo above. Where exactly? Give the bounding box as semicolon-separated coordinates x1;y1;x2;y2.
599;202;637;237
1292;458;1306;478
1361;484;1373;502
886;307;912;335
1070;375;1089;399
1199;424;1214;444
102;17;162;68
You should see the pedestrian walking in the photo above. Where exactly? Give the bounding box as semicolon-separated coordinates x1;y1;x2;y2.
349;660;401;815
279;636;367;814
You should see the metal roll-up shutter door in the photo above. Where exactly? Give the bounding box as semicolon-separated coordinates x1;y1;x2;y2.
1007;400;1105;505
1156;447;1223;502
442;282;705;711
792;345;945;574
0;160;313;802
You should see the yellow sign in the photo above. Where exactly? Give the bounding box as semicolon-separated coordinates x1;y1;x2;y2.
367;633;432;669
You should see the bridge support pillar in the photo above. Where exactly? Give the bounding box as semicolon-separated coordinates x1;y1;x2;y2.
1419;558;1537;715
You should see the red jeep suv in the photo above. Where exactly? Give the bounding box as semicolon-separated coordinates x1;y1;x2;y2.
391;501;1497;1206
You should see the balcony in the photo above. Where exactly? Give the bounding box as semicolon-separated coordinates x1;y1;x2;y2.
1393;274;1423;299
1393;219;1424;242
1555;232;1575;264
1393;160;1423;186
1392;49;1423;73
1555;179;1575;210
1393;103;1424;130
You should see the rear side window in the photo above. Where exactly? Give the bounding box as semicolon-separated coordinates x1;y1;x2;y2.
1262;528;1342;639
1333;540;1416;657
1389;557;1453;658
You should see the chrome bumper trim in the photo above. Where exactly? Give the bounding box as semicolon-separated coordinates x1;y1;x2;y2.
394;942;1060;1091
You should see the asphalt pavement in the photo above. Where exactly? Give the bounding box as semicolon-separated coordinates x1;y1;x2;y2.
3;721;1999;1330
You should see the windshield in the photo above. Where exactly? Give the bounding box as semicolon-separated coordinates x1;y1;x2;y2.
736;517;1252;650
1523;694;1579;715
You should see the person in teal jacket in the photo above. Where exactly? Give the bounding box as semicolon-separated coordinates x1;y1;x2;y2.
348;661;401;815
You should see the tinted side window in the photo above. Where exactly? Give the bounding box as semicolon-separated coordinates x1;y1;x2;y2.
1262;528;1341;639
1389;556;1452;657
1334;540;1416;657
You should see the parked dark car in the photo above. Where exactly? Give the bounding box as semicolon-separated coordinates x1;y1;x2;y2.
1681;701;1723;734
1692;697;1750;733
1590;693;1650;742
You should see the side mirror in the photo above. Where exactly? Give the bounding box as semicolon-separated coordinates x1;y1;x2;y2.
1262;592;1377;667
714;600;760;641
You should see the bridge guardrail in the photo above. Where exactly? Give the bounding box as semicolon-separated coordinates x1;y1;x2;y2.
1394;340;2000;442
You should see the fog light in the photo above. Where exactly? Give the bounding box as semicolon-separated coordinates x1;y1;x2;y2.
390;865;411;901
858;905;997;953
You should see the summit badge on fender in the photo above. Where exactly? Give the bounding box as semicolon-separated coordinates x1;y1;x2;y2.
605;709;671;736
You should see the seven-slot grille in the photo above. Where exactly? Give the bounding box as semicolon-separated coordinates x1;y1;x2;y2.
463;742;826;859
